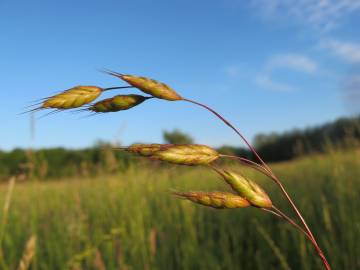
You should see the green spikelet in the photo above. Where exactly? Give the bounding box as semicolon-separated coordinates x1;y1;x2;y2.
88;94;151;113
214;168;272;208
104;70;183;101
42;86;102;109
173;191;250;209
153;144;220;165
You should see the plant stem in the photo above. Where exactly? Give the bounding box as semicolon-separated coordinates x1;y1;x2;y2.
271;206;331;270
270;206;312;242
219;154;273;178
103;86;135;91
183;98;331;270
183;98;272;173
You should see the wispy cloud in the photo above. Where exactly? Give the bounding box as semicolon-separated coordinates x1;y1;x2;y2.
255;74;295;92
252;0;360;31
256;53;318;91
224;65;242;77
265;53;318;73
323;39;360;63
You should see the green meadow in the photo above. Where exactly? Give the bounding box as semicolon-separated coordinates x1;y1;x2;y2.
1;149;359;270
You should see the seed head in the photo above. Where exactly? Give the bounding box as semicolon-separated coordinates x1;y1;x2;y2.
153;144;220;165
88;94;151;113
214;168;272;208
17;235;37;270
104;70;183;101
42;86;102;109
173;191;250;209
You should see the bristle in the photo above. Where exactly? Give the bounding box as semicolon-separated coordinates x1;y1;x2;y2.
100;68;125;77
37;109;64;119
20;107;43;115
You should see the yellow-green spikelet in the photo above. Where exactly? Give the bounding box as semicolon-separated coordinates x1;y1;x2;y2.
121;75;182;101
105;70;183;101
43;86;102;109
174;191;250;209
214;168;272;208
154;144;220;165
89;94;149;113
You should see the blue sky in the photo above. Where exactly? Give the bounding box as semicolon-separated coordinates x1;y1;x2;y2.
1;0;360;150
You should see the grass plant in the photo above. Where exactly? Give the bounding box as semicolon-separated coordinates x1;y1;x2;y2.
21;70;358;269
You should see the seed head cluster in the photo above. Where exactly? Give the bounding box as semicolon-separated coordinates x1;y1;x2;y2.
30;70;330;269
120;143;272;209
30;71;272;211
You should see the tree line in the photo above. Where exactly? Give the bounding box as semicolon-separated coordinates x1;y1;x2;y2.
0;116;359;181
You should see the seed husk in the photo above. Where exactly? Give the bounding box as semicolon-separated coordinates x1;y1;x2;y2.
153;144;220;165
88;94;151;113
104;70;183;101
173;191;250;209
213;168;272;208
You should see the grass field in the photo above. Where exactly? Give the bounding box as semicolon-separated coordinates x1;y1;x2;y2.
0;149;359;270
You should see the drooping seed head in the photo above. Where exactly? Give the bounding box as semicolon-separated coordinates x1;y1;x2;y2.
104;70;183;101
88;94;150;113
214;168;272;208
42;86;103;109
173;191;250;209
153;144;220;165
124;143;171;156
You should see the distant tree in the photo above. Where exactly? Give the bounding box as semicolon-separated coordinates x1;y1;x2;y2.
163;129;194;144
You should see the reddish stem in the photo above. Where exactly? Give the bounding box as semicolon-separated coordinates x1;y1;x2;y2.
219;154;273;178
183;98;331;270
271;206;331;270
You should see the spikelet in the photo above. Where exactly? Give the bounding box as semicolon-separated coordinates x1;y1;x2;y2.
153;144;220;165
118;144;219;165
88;94;151;113
214;168;272;208
104;70;183;101
39;86;103;110
123;143;171;156
173;191;250;209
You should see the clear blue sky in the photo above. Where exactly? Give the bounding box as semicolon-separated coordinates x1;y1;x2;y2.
1;0;360;150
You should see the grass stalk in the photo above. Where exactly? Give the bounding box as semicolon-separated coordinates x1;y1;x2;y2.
253;219;291;270
0;177;16;270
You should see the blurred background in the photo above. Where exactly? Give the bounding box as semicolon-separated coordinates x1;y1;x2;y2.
0;0;359;269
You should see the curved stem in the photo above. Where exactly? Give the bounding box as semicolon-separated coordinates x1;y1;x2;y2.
220;154;272;178
270;206;312;242
183;98;272;173
272;206;331;270
183;98;331;270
